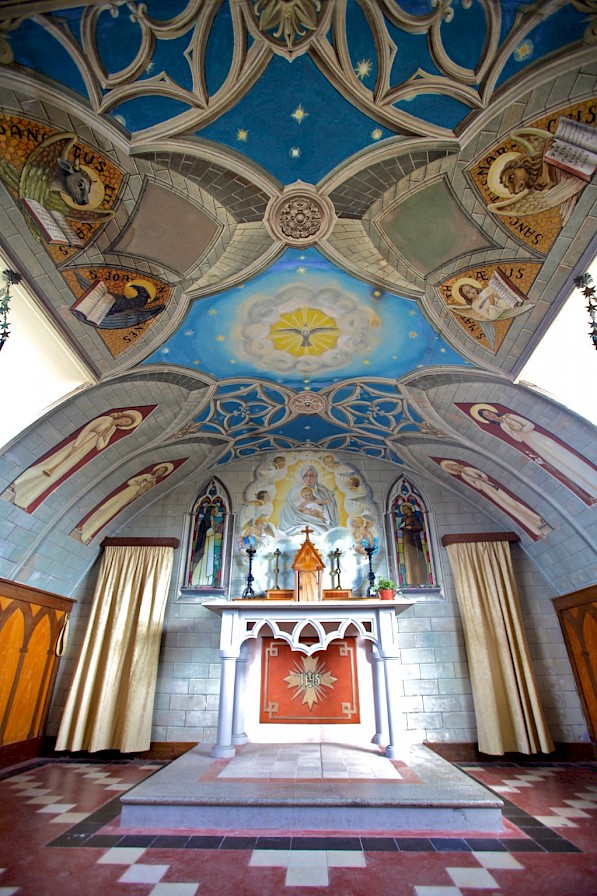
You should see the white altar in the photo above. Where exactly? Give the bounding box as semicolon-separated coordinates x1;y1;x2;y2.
205;598;414;759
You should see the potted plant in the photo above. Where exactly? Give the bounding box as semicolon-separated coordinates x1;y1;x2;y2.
375;577;397;600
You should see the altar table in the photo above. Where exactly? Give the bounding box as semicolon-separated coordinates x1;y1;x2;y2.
205;598;413;759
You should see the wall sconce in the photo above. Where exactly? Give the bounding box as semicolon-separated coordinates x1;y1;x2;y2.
574;272;597;350
0;269;23;351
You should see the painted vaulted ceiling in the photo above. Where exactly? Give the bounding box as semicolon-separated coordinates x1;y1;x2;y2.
0;0;596;566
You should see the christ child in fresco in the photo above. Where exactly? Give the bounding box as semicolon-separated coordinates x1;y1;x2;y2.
297;486;326;522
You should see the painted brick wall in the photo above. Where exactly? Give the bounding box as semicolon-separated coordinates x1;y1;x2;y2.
47;453;588;749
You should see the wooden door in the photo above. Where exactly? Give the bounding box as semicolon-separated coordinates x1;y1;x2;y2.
553;585;597;750
0;579;74;752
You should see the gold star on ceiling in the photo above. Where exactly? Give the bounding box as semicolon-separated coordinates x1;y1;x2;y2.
371;128;383;141
355;58;372;80
236;128;248;142
291;104;308;124
216;334;225;342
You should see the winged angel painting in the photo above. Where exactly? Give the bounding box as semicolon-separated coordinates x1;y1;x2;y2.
486;119;597;227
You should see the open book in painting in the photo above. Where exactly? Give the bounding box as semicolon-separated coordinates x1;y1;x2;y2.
486;268;526;309
20;197;84;247
544;118;597;182
70;279;114;326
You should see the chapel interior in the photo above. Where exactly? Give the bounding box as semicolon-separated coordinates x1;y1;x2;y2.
0;2;597;895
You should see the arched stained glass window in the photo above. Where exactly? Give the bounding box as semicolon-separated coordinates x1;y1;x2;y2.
390;478;434;589
185;480;229;591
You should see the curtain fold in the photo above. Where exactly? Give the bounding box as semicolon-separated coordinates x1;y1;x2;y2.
56;544;173;753
446;539;553;755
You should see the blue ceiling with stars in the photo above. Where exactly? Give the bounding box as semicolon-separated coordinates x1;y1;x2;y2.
8;0;585;184
147;248;466;388
1;0;593;462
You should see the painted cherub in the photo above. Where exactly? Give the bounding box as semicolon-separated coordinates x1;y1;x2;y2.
352;515;376;554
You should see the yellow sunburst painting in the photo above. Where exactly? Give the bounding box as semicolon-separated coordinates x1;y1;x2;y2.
270;306;339;356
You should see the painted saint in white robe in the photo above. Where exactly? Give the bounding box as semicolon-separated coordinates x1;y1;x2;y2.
72;462;174;544
440;460;550;540
4;409;143;512
471;405;597;502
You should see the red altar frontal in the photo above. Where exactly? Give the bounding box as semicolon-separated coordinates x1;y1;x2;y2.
259;637;360;724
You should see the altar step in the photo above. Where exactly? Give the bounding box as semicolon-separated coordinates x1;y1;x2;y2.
120;742;504;834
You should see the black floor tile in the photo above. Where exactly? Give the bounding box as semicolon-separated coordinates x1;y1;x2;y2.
430;837;472;852
47;832;96;847
512;816;548;827
540;840;583;853
465;838;508;851
221;836;258;849
83;835;124;848
118;835;157;847
531;829;573;842
187;835;225;849
290;837;328;850
500;838;544;852
324;837;362;851
65;820;104;833
255;837;292;850
396;838;434;851
361;837;399;851
151;835;191;848
502;806;530;816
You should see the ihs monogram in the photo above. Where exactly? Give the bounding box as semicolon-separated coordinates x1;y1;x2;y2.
284;654;337;710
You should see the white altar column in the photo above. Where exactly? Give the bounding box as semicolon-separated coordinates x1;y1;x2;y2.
370;644;387;747
377;599;405;759
231;641;249;746
381;654;405;758
211;608;239;758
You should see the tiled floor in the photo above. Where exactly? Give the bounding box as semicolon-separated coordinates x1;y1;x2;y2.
0;751;596;895
215;743;406;779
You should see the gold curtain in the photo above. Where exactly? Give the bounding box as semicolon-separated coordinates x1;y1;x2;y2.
56;544;173;753
446;539;554;755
